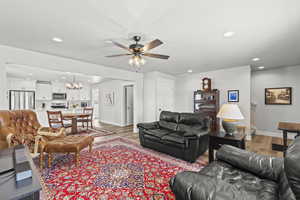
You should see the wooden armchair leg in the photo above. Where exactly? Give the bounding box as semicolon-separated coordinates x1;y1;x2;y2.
75;152;79;167
48;153;53;168
89;143;93;153
39;152;44;169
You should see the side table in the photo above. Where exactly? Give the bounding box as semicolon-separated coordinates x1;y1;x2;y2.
209;131;246;163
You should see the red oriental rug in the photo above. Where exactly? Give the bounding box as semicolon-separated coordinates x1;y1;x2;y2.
37;137;207;200
77;127;116;138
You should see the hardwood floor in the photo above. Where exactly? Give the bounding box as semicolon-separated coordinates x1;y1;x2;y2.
96;122;286;162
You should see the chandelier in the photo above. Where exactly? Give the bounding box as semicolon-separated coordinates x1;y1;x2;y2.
128;55;146;67
66;76;83;90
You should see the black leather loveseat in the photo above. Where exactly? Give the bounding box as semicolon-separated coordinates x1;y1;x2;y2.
170;137;300;200
137;111;210;162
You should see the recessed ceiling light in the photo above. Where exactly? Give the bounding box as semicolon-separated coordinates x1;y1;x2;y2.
223;31;235;38
252;57;260;62
258;66;265;70
28;73;33;76
187;69;193;73
52;37;63;43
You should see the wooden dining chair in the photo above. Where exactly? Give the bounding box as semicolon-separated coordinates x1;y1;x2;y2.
78;108;94;130
47;111;72;130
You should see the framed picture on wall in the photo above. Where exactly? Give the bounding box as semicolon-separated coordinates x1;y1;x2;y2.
265;87;292;105
104;91;115;105
228;90;239;102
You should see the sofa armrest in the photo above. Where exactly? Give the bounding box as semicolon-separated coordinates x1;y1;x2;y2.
137;122;159;130
0;127;15;140
0;127;15;147
183;129;209;139
170;171;248;200
216;145;283;181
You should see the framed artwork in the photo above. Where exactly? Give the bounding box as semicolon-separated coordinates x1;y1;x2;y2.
228;90;239;102
104;91;115;105
265;87;292;105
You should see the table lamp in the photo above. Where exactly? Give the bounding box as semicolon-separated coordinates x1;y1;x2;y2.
217;104;244;135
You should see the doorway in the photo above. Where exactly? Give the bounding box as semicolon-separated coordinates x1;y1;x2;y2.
124;85;134;126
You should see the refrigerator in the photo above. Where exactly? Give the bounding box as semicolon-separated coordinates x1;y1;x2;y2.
9;90;35;110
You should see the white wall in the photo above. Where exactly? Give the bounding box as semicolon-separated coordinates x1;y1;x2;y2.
0;44;144;131
7;77;36;90
97;80;134;126
0;63;8;109
252;65;300;133
175;66;251;132
143;71;175;122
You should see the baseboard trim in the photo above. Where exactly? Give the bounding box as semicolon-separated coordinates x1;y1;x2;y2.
256;130;295;139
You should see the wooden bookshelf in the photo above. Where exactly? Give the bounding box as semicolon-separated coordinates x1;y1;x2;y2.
194;89;220;131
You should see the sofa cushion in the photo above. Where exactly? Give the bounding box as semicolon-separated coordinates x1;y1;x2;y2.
178;124;207;135
178;113;208;127
143;129;173;142
162;132;186;149
200;161;279;200
159;111;179;131
160;111;180;123
159;121;178;131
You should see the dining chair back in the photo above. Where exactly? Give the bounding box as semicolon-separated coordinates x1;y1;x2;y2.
83;108;94;119
47;111;66;129
78;108;94;129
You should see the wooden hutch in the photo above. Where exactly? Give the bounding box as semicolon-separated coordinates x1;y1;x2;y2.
194;78;220;131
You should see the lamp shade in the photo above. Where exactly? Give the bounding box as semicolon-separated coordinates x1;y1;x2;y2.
217;104;244;120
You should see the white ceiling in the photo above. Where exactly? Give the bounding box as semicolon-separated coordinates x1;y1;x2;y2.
6;64;103;84
0;0;300;74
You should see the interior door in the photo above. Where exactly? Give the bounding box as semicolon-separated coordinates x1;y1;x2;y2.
92;88;99;119
156;78;175;120
125;86;134;125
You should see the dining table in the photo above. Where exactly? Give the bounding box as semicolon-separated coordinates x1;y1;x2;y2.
62;113;91;134
272;122;300;156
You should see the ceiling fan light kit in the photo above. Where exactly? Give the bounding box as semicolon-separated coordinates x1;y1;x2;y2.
106;35;169;69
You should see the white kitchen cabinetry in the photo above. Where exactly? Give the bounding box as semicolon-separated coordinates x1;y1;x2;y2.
67;89;79;101
36;83;52;100
67;85;90;101
79;85;91;100
52;82;66;93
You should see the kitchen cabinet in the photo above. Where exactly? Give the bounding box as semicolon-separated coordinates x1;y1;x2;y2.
52;82;66;93
67;85;90;101
79;85;91;100
36;83;52;100
67;89;80;101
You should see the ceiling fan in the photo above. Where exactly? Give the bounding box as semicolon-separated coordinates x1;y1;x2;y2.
105;36;169;67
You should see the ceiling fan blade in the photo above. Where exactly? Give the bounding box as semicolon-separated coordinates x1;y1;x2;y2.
143;53;169;59
111;41;132;52
142;39;163;52
105;53;132;57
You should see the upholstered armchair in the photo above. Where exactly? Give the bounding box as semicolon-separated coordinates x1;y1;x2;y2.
0;110;65;153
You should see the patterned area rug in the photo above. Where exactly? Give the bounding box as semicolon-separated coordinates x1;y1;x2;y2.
77;127;116;137
36;137;207;200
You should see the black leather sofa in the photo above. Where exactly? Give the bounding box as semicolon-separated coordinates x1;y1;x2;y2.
170;137;300;200
137;111;210;162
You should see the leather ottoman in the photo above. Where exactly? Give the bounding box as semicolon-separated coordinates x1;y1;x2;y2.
39;135;94;169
